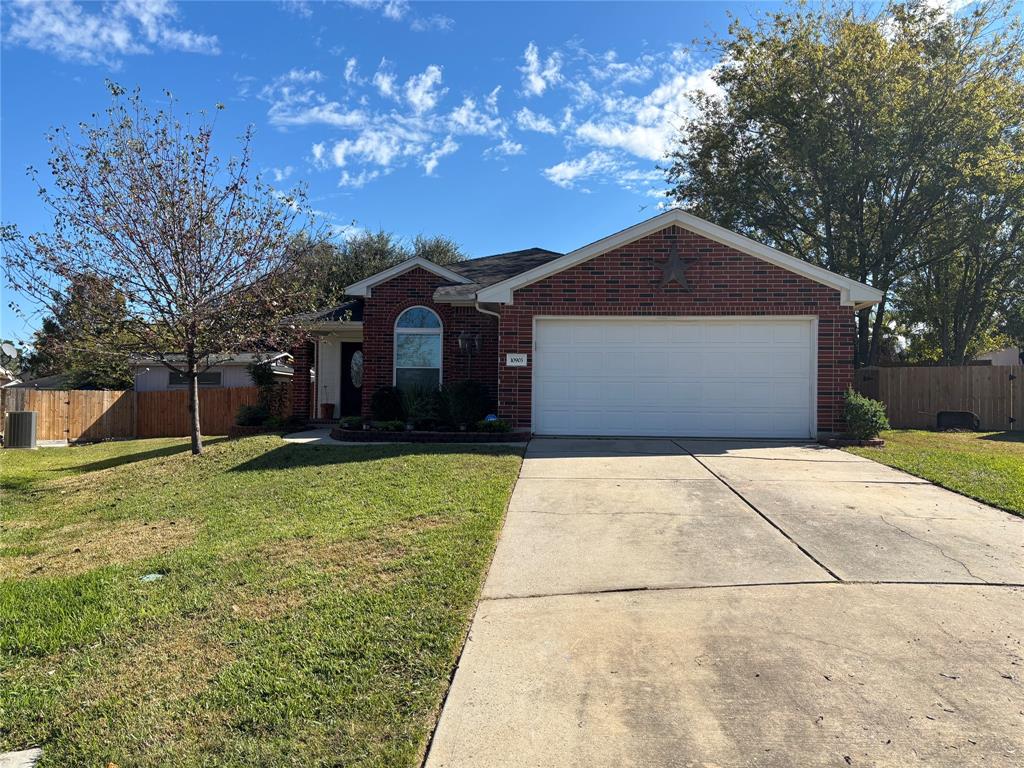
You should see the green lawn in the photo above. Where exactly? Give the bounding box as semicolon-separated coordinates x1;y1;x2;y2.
846;430;1024;517
0;436;523;767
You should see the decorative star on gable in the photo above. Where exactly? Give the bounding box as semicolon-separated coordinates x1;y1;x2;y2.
658;241;696;290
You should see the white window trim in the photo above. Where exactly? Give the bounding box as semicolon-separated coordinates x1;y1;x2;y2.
393;305;444;388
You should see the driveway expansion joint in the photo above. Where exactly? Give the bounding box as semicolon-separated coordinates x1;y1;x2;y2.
672;440;843;582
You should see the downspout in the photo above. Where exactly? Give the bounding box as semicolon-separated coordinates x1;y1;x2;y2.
473;300;501;320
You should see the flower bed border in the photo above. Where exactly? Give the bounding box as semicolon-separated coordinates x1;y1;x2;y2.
330;427;531;443
818;436;885;448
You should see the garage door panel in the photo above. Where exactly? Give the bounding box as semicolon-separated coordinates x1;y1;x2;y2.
533;318;815;438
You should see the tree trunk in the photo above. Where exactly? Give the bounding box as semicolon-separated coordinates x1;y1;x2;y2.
187;359;203;455
867;295;887;367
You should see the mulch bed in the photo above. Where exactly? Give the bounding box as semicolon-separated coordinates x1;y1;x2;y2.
330;427;531;443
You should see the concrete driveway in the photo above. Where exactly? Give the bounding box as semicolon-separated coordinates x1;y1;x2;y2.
425;438;1024;768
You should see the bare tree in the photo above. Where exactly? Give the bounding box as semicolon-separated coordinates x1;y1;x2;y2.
3;83;319;454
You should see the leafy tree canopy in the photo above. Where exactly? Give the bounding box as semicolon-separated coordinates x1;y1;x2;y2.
667;0;1024;366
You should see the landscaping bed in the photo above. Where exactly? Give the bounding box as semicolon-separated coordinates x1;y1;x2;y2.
330;426;531;443
0;435;523;766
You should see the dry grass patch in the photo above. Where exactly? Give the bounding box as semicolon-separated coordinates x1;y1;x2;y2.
1;518;198;579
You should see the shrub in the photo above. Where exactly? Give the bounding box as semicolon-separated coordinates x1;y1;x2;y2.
376;420;406;432
339;415;363;430
371;386;405;421
236;404;270;427
403;386;449;430
442;380;493;427
843;388;889;440
475;418;511;433
283;413;308;432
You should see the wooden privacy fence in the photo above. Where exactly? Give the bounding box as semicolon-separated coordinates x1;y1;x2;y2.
0;388;135;442
136;387;263;437
2;385;291;442
855;366;1023;431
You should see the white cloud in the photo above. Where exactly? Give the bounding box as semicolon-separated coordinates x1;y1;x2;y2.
404;64;445;114
922;0;974;16
4;0;219;66
573;66;721;161
589;50;656;86
279;0;312;18
487;139;524;157
519;42;562;97
342;0;409;21
515;107;557;134
449;97;502;136
410;14;455;32
338;169;382;188
372;59;398;98
344;57;362;84
484;86;501;115
260;69;367;129
543;151;618;189
422;135;459;175
271;165;294;182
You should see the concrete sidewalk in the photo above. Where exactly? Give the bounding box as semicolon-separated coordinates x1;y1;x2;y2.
425;438;1024;768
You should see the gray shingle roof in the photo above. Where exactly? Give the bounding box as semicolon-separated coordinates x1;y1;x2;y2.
286;298;364;324
431;248;562;303
447;248;563;286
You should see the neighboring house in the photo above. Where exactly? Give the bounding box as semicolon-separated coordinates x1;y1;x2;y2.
974;346;1023;366
290;209;882;437
0;365;21;387
132;353;292;392
6;373;73;390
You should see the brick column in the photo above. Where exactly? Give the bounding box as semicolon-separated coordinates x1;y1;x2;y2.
291;340;314;421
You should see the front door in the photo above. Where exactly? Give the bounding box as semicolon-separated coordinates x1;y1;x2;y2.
340;342;364;416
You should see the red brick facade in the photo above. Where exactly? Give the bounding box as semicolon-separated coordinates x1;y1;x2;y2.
496;225;854;432
349;225;856;434
360;266;499;417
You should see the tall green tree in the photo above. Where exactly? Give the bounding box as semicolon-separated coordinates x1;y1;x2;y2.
287;230;465;310
893;198;1023;364
667;0;1024;366
24;273;134;389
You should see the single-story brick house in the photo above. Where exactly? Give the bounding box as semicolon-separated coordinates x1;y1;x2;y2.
290;209;882;438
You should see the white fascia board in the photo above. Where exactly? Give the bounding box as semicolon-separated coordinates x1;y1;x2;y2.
476;209;884;307
345;257;471;297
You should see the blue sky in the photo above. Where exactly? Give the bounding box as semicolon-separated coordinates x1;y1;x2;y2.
12;0;993;344
2;0;767;342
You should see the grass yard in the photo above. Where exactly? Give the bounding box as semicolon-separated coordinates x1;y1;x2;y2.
0;436;523;767
846;430;1024;517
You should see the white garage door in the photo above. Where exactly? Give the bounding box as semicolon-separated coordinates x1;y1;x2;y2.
533;318;815;438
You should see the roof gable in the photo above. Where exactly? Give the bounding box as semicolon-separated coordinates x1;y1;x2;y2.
475;210;883;308
345;257;471;298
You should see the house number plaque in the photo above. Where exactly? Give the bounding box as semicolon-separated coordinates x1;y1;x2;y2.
506;353;528;367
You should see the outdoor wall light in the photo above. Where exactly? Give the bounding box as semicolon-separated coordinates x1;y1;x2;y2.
458;331;482;354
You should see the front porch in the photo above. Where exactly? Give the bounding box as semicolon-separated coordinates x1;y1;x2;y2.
289;299;364;423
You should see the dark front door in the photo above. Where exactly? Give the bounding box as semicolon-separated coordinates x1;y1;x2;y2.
340;342;364;416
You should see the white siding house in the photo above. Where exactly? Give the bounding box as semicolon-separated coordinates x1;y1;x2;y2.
132;353;292;392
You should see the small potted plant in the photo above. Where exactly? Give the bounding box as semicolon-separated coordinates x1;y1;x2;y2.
320;403;336;421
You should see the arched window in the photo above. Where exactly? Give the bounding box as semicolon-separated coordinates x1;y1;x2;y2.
394;306;442;391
